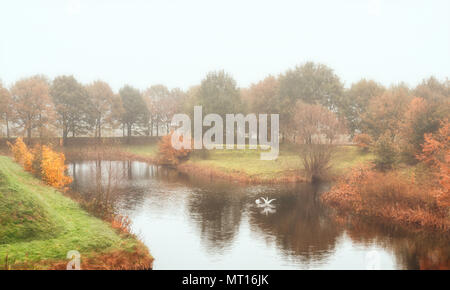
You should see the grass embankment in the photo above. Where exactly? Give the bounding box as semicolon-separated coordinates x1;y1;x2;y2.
0;156;153;269
123;143;374;183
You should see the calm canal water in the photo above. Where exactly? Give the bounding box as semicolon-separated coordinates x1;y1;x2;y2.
68;160;450;270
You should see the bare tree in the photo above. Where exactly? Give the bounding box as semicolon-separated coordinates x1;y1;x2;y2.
294;101;345;181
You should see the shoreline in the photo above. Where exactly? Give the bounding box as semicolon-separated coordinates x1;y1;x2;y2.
0;155;154;270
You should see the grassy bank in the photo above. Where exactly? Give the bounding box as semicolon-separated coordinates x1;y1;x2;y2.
177;145;374;183
0;156;153;269
120;143;374;183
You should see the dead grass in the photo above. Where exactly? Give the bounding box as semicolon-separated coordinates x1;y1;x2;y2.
321;164;450;233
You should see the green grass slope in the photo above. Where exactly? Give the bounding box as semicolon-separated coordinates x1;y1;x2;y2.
0;156;149;269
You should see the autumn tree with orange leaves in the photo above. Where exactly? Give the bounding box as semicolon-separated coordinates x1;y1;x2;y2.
417;120;450;194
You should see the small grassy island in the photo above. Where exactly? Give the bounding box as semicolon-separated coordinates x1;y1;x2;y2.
124;143;374;183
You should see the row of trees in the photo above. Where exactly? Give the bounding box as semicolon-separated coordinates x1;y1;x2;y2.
1;62;449;151
349;78;449;168
0;76;186;144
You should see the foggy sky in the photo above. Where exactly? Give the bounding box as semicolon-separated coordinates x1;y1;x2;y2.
1;0;449;91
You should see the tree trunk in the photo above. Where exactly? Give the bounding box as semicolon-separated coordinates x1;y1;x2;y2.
62;128;68;146
38;113;43;139
27;126;32;145
5;115;9;139
146;121;150;136
62;115;69;146
149;120;152;136
94;121;98;138
156;120;159;136
127;123;132;144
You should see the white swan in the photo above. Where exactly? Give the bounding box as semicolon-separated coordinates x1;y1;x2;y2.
255;197;276;207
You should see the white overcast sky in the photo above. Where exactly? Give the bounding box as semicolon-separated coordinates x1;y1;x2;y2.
0;0;449;91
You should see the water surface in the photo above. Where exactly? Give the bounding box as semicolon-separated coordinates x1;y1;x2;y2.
69;160;450;270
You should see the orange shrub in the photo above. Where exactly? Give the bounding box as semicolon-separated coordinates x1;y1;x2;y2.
321;164;450;232
40;145;72;189
157;132;192;165
111;214;132;234
30;145;44;176
7;137;33;172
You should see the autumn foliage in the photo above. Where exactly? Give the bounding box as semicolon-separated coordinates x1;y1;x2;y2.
111;214;132;234
321;164;450;232
157;132;192;165
418;120;449;190
8;138;72;189
40;145;72;188
417;120;450;208
8;138;33;172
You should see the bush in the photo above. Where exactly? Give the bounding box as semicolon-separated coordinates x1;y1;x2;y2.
31;145;44;177
157;132;192;165
300;144;334;182
40;145;72;189
7;138;33;172
372;131;398;170
8;139;72;189
321;165;449;232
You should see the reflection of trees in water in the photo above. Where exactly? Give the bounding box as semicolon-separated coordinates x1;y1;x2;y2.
249;183;341;264
70;160;153;215
69;160;128;217
69;160;190;214
186;184;248;252
69;161;450;269
185;181;342;262
344;221;450;269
